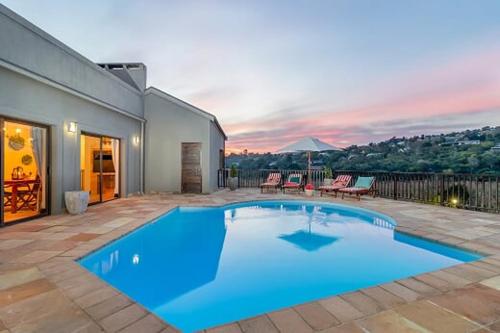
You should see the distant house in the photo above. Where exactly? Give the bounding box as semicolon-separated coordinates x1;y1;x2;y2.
366;153;383;158
491;144;500;153
456;140;481;146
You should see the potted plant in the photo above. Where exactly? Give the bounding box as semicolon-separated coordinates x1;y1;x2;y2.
323;167;334;186
304;183;314;197
65;190;89;215
227;164;239;191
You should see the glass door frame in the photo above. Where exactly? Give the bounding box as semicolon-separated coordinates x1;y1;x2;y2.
0;116;51;227
80;131;121;205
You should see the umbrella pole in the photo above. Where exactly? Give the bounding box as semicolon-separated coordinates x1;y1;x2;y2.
308;151;311;184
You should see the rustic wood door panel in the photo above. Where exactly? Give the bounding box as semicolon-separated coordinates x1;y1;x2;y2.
182;143;202;193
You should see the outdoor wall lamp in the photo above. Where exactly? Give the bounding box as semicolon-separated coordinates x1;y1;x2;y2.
68;121;77;133
133;135;140;146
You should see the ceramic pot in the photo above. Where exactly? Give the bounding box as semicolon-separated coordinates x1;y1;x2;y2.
228;177;238;191
65;191;89;215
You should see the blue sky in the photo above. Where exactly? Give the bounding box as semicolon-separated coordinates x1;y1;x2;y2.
2;0;500;152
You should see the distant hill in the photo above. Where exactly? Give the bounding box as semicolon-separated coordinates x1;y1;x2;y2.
226;126;500;174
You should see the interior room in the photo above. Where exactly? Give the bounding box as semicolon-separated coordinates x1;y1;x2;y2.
2;120;47;224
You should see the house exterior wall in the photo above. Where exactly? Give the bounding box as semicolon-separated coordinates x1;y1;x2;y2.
209;121;225;192
0;5;144;118
0;66;143;214
144;91;224;193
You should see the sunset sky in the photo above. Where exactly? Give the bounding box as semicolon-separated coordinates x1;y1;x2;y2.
4;0;500;153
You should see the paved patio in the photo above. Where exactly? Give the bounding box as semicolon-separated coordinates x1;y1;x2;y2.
0;189;500;333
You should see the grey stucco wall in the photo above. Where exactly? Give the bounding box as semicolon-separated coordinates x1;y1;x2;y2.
144;92;224;193
0;66;143;214
0;4;144;118
209;122;225;192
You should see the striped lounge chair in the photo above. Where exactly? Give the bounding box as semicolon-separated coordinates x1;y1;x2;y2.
338;176;376;200
282;173;303;194
260;173;282;193
318;175;352;197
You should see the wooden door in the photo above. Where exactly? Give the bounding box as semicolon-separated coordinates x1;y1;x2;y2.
182;143;202;193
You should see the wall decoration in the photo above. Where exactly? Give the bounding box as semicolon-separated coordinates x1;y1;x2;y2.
8;134;25;151
22;154;33;165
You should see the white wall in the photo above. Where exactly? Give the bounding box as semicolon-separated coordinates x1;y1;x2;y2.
0;66;143;214
144;91;225;193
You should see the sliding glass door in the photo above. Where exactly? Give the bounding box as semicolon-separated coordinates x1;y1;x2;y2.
0;118;49;225
80;133;120;204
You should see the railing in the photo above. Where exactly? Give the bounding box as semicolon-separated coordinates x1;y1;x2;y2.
217;169;500;214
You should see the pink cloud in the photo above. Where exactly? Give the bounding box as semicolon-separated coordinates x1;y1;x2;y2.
225;45;500;153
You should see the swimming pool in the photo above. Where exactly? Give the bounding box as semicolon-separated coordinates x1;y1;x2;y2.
79;200;481;332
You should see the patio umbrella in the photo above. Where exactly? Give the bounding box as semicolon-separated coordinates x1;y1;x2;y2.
276;137;341;184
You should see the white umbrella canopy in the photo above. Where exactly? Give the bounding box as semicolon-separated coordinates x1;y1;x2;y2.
276;137;342;185
277;137;341;153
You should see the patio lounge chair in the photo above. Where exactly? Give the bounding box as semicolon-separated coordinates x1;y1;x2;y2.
260;172;282;193
318;175;352;197
338;176;376;200
282;173;303;194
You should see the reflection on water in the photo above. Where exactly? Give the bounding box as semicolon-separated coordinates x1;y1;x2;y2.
279;230;339;251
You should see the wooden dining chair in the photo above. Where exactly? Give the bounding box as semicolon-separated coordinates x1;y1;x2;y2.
18;177;42;211
3;184;13;209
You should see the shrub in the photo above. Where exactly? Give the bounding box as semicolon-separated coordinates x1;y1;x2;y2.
229;164;238;178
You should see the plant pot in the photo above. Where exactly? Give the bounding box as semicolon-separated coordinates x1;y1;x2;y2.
323;178;334;186
305;189;314;197
227;177;239;191
65;191;89;215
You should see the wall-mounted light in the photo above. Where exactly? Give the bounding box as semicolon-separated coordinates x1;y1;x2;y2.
15;128;21;134
132;135;140;146
68;121;77;133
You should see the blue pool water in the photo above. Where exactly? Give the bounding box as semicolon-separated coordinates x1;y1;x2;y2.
79;200;481;332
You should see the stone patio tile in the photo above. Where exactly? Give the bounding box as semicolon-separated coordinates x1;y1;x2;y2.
74;286;119;309
267;308;313;333
102;217;135;229
238;315;278;333
67;233;100;242
118;314;166;333
394;300;481;332
445;264;498;282
318;296;364;322
480;276;500;291
0;289;88;331
360;286;406;309
0;239;33;250
38;232;79;241
439;236;468;245
14;250;62;264
356;309;431;333
470;261;500;274
0;278;55;308
340;291;384;316
396;278;440;296
429;284;500;325
0;267;44;290
429;269;473;289
316;322;365;333
294;301;339;330
379;282;421;302
99;303;148;332
413;273;455;292
85;294;133;320
159;327;180;333
205;323;243;333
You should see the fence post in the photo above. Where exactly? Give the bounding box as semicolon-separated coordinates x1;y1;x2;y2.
393;174;398;200
439;174;445;206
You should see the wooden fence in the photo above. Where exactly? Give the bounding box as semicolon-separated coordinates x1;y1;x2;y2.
218;169;500;213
